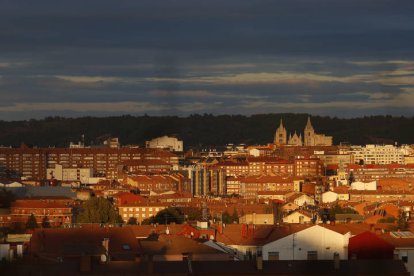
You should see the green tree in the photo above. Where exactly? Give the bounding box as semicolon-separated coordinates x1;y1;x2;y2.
186;207;202;221
0;188;15;208
77;197;122;224
231;208;239;223
348;171;355;184
142;207;184;225
26;214;38;230
329;204;356;221
378;216;396;223
127;217;138;225
397;211;409;230
221;211;232;224
41;216;51;228
141;216;153;225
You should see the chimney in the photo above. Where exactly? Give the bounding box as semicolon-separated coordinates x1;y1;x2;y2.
333;252;340;270
256;255;263;271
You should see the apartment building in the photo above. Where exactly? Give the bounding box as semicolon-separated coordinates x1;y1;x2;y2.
188;166;226;196
239;176;297;198
350;145;405;165
294;157;323;177
123;175;180;193
0;197;73;228
118;203;168;224
347;164;414;182
0;147;179;181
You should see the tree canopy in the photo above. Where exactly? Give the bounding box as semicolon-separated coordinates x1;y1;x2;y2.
0;114;413;148
26;214;38;230
142;207;184;225
0;188;15;208
127;217;138;225
41;216;51;228
77;197;122;224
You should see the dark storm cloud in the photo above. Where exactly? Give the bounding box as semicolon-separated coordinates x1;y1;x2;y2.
0;0;413;119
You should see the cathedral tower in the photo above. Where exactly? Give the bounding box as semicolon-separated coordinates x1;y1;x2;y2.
303;117;315;146
274;119;287;145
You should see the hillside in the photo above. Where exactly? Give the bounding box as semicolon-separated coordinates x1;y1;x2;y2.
0;114;412;148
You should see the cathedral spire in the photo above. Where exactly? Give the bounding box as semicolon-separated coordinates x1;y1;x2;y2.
279;118;284;129
305;116;313;130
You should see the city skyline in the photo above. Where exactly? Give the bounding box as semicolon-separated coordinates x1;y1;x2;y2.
0;1;414;120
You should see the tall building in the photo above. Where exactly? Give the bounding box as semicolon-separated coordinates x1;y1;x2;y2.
288;132;303;146
303;117;333;146
274;117;332;147
274;119;287;145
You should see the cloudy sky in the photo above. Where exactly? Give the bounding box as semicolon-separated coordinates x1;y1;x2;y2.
1;0;414;120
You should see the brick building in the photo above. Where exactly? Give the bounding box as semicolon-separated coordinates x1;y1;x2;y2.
0;197;74;228
239;176;297;199
347;164;414;182
0;147;179;181
118;203;168;224
123;175;181;194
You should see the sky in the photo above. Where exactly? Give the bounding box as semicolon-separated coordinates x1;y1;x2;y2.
0;0;414;120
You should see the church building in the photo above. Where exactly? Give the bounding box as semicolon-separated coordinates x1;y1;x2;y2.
274;117;332;146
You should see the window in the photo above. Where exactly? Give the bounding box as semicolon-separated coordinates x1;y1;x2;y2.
307;251;318;260
268;252;279;260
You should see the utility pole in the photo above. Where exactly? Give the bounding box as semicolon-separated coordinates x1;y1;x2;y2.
292;233;296;260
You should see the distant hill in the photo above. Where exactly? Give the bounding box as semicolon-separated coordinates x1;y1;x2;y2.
0;114;413;149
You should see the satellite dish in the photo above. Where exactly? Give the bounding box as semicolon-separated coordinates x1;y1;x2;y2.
100;254;107;263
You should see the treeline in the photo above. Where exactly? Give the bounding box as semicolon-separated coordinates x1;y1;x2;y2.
0;113;413;148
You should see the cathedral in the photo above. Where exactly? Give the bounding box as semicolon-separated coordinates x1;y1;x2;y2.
274;117;333;146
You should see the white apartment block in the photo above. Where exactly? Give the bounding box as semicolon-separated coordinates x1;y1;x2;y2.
350;145;405;165
146;136;183;152
47;164;93;184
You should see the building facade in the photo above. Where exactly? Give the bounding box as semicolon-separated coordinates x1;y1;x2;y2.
350;145;405;165
0;147;179;181
273;117;332;147
145;136;183;152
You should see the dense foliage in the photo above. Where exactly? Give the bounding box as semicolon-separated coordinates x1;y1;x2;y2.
26;214;38;230
142;207;184;225
77;197;122;224
0;114;412;148
127;217;138;225
0;188;15;208
41;216;51;228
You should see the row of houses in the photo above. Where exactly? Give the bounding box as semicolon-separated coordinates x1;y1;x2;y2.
4;222;412;274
